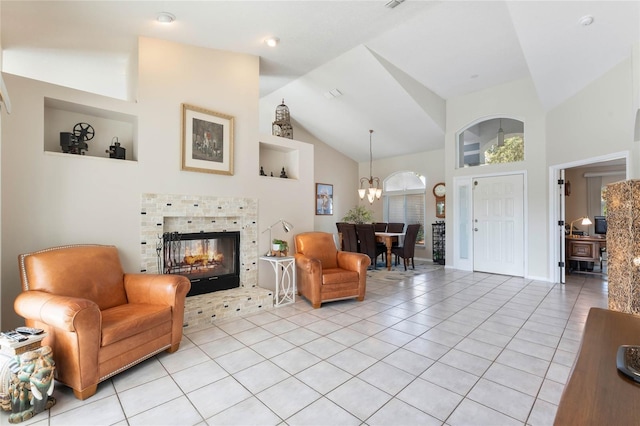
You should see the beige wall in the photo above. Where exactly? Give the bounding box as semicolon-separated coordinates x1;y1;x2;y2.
547;59;637;176
0;37;316;329
291;124;359;235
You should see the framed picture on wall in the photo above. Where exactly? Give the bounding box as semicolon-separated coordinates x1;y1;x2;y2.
316;183;333;215
181;103;234;175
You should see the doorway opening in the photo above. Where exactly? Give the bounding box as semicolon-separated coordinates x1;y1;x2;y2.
549;152;629;283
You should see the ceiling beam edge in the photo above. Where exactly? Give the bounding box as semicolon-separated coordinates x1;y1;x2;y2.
366;46;445;133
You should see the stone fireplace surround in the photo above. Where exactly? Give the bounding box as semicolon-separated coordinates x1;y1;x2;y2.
141;193;273;329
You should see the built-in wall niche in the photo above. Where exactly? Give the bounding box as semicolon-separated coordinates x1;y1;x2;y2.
259;140;299;179
44;97;138;161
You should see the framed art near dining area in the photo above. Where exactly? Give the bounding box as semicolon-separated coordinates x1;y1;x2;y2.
181;103;234;175
316;183;333;215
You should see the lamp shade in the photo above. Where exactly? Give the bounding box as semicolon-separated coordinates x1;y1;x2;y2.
568;216;592;237
262;219;293;256
281;220;293;233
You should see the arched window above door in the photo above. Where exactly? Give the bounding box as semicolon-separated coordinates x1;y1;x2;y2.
457;117;524;168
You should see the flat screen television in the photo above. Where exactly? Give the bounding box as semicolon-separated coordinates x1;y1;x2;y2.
594;216;607;235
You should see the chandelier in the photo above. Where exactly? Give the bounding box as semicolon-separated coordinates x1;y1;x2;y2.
358;130;382;204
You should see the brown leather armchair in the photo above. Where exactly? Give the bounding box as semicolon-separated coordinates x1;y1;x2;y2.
14;244;191;400
294;232;370;308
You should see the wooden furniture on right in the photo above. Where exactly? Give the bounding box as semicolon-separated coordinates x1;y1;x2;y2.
565;236;606;274
555;307;640;425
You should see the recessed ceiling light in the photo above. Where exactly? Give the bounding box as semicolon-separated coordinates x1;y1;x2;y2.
264;37;280;47
157;12;175;24
579;15;594;26
323;88;342;99
385;0;405;9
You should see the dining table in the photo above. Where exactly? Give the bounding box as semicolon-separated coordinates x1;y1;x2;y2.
375;232;405;270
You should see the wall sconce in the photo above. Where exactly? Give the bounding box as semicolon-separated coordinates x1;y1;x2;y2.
569;216;592;238
262;219;293;256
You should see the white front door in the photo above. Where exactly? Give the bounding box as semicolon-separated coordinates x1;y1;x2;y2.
473;174;524;276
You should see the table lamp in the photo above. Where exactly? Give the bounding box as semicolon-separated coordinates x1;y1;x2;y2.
262;219;293;256
569;217;592;238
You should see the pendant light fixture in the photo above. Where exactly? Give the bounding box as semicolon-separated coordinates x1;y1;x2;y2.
497;118;505;146
358;130;382;204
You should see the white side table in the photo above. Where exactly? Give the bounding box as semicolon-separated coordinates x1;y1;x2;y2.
260;256;296;306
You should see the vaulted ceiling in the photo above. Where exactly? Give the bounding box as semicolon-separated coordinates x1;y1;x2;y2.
2;1;639;162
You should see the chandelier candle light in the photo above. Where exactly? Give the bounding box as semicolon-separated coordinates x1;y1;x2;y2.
359;130;382;204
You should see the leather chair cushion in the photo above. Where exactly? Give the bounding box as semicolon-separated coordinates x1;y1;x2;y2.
21;245;129;311
101;304;172;346
295;233;338;269
322;268;359;285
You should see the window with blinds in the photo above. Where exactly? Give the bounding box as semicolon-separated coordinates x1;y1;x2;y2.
384;172;426;245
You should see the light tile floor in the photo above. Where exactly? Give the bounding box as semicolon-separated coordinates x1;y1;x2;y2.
4;267;607;426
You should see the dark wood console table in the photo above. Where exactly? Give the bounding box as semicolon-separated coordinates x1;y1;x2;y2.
554;308;640;425
565;236;606;273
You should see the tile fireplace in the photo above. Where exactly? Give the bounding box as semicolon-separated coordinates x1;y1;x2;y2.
141;193;273;328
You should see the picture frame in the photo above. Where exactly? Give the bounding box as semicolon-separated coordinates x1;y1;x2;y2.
316;183;333;215
181;103;234;175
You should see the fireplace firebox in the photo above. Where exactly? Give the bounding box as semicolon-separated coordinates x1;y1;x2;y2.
163;231;240;297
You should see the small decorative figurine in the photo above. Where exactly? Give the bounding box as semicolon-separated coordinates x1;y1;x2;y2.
280;167;288;178
260;166;266;176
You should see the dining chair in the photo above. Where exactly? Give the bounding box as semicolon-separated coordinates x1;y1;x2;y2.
391;224;421;270
355;224;386;269
373;222;388;232
336;222;359;252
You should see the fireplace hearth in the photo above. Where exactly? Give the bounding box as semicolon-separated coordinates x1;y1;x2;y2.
163;231;240;297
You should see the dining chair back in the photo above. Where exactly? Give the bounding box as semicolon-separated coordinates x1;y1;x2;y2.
391;224;421;270
355;224;385;269
387;223;405;233
373;222;388;232
336;222;359;252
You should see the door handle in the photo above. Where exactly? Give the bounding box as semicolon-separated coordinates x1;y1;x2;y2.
474;228;478;232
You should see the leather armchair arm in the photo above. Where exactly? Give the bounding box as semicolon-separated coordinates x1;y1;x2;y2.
123;273;190;351
294;253;322;303
14;290;101;333
123;273;191;306
294;254;322;275
336;251;371;272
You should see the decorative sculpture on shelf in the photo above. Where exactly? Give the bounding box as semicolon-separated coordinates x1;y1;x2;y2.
271;99;293;139
280;167;288;178
3;346;56;423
